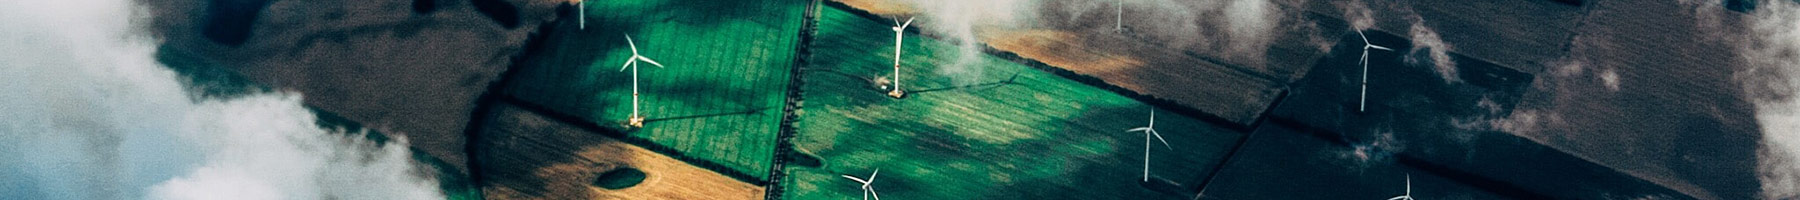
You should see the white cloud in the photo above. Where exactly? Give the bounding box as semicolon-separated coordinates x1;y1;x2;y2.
1324;128;1404;170
1600;69;1620;92
893;0;1036;85
1738;1;1800;199
0;0;443;199
148;94;442;200
1339;1;1376;31
891;0;1294;83
1404;16;1458;83
1220;0;1281;62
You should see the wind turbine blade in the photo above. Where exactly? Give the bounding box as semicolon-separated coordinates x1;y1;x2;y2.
1147;110;1155;128
871;188;881;200
1150;130;1172;149
900;17;915;29
1360;51;1370;67
624;34;639;54
620;60;633;72
841;175;869;183
1370;44;1393;51
638;56;665;68
869;169;879;182
1357;29;1370;44
1405;174;1412;195
1126;127;1151;132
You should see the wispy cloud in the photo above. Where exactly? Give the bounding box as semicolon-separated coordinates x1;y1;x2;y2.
0;0;442;199
888;0;1035;85
1403;14;1458;83
886;0;1294;82
1322;128;1405;170
1737;1;1800;199
1339;0;1376;30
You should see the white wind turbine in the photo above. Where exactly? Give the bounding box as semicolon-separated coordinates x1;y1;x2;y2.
842;169;882;200
1125;110;1173;182
619;34;665;127
1356;29;1392;112
1387;174;1413;200
887;17;915;98
577;0;585;29
1115;0;1123;33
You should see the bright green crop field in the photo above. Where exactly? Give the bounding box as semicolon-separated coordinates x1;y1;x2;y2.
507;0;1250;198
776;5;1247;200
503;0;809;181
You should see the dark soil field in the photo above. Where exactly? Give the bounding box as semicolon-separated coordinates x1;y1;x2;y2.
472;103;763;200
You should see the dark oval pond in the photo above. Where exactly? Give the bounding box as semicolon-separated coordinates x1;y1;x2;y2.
592;167;647;189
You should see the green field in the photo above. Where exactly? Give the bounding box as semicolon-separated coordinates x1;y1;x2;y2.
501;0;809;181
776;6;1247;200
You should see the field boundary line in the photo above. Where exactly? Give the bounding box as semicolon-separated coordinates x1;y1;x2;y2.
497;96;768;186
763;0;822;199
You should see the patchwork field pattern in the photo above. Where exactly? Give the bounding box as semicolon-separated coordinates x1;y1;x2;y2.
502;0;810;181
775;6;1248;200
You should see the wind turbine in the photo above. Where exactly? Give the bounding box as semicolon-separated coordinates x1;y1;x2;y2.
1115;0;1123;33
577;0;584;29
841;169;881;200
887;17;915;99
619;34;665;127
1387;174;1413;200
1356;29;1392;112
1125;110;1173;182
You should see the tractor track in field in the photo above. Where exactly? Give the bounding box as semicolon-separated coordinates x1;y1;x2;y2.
764;0;821;199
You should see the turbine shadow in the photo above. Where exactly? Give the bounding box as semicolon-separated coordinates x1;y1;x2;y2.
803;68;882;91
803;68;876;83
643;106;775;123
908;72;1025;95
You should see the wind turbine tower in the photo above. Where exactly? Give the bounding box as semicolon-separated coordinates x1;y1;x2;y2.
1356;29;1392;112
1125;110;1173;182
618;34;665;127
888;17;914;99
1116;0;1124;33
578;0;585;29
